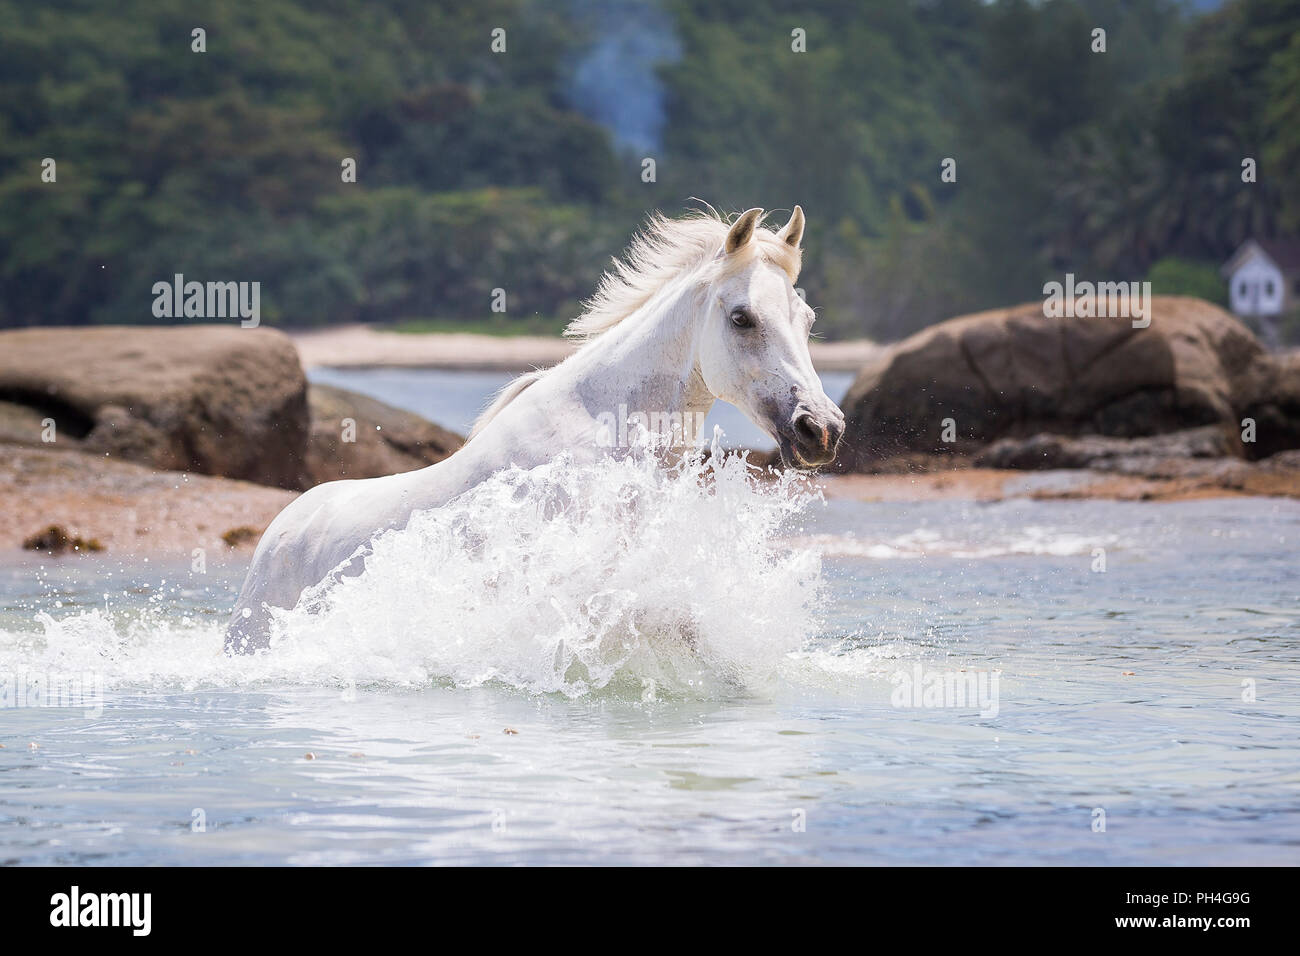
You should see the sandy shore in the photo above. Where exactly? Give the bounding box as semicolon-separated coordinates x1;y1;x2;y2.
821;467;1300;502
290;324;882;372
4;443;1297;562
0;446;295;560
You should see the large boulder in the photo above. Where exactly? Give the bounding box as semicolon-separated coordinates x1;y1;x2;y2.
306;384;463;484
0;327;472;491
0;325;310;488
837;297;1296;471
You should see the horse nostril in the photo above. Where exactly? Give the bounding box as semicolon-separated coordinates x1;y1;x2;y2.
794;413;827;449
827;417;845;448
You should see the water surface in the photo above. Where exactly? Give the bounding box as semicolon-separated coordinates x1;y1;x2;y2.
2;495;1296;865
1;368;1296;866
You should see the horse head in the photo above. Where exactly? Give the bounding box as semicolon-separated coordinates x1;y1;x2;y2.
696;206;845;470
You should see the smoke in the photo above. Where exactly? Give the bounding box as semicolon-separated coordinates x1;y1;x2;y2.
566;0;682;155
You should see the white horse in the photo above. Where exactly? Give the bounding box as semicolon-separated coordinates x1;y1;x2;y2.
225;206;845;653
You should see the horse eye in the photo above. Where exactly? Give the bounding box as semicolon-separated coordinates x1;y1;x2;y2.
729;308;755;329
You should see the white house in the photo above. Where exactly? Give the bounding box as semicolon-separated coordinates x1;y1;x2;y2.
1221;238;1300;317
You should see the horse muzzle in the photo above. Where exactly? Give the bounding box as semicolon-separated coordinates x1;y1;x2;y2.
775;404;845;470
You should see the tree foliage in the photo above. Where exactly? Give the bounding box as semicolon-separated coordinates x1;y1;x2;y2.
0;0;1294;338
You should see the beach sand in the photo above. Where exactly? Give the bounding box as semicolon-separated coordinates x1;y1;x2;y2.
0;445;294;560
822;467;1300;502
290;325;882;372
4;443;1297;561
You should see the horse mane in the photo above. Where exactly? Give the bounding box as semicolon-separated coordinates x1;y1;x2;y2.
566;208;801;339
468;207;802;440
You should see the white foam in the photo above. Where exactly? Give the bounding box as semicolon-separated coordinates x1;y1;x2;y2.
794;525;1121;559
1;442;828;699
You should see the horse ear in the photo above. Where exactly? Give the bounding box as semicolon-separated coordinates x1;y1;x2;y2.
777;205;805;248
724;208;764;254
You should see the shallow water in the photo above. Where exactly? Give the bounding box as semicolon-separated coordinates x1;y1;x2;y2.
2;483;1297;865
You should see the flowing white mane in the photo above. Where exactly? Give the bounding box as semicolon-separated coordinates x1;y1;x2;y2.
566;209;801;339
469;209;802;439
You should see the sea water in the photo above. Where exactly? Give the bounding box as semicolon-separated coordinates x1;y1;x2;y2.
0;371;1296;865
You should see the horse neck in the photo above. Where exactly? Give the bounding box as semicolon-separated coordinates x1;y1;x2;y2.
566;278;714;436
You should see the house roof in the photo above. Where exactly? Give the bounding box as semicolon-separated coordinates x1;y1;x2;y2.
1222;238;1300;276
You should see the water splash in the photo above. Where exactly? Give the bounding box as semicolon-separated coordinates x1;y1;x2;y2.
267;445;824;697
1;445;827;699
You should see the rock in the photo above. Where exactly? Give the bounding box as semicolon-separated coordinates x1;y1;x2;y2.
0;400;50;446
221;525;261;548
0;326;310;489
837;297;1295;471
1263;448;1300;469
21;524;104;554
1236;350;1300;458
973;426;1236;471
0;328;467;491
305;384;463;484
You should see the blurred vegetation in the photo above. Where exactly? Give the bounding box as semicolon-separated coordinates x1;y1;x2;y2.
388;315;571;336
1145;257;1228;305
0;0;1296;339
